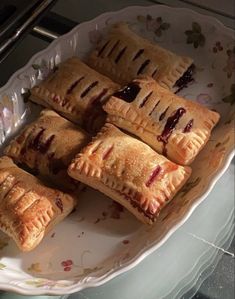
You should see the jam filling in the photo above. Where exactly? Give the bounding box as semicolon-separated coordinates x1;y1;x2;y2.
69;177;81;189
4;180;19;199
113;83;141;102
49;157;67;175
61;98;69;107
82;88;108;132
55;197;63;212
117;190;156;221
29;129;55;155
174;64;195;93
183;119;194;133
47;152;66;175
145;166;162;187
158;107;186;155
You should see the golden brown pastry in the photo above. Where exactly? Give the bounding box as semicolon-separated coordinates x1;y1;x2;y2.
0;156;76;251
88;22;194;90
103;77;220;165
4;109;89;192
68;123;191;224
30;57;119;132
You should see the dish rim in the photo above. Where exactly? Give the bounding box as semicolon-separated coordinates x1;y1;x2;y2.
0;4;234;295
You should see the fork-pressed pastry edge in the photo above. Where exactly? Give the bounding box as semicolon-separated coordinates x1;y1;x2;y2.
0;156;76;251
68;123;191;224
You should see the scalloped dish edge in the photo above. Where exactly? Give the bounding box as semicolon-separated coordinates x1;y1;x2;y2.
0;4;234;295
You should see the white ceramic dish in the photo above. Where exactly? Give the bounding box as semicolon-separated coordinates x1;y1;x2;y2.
68;163;234;299
0;5;234;295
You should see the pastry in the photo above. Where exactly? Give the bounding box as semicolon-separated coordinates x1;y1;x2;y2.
88;22;194;90
68;123;191;224
30;57;119;132
103;77;220;165
4;109;90;192
0;156;76;251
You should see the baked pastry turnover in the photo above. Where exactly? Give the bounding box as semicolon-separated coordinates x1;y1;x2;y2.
88;22;194;90
68;123;191;224
103;77;220;165
0;156;76;251
5;109;89;192
30;57;119;132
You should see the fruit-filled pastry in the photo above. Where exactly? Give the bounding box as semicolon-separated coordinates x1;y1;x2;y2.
30;57;119;132
68;123;191;224
103;77;220;165
88;22;194;90
0;156;76;251
5;110;90;192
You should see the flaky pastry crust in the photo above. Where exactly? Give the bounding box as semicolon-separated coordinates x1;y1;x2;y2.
68;123;191;224
30;57;119;132
104;77;220;165
4;109;89;192
0;156;76;251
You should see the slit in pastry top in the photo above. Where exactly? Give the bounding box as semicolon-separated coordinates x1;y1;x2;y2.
68;123;191;224
103;77;220;165
30;57;120;133
88;22;194;90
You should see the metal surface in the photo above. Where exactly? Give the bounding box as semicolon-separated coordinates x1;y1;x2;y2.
0;0;57;63
31;12;77;42
32;26;59;41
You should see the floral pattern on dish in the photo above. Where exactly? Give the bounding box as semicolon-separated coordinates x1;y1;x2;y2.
185;22;205;48
94;201;124;224
28;263;42;273
137;15;170;36
0;263;6;270
212;41;223;53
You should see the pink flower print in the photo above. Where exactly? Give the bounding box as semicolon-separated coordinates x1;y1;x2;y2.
147;16;170;36
212;41;223;53
223;47;235;78
61;259;73;272
185;22;205;48
146;15;159;31
137;15;170;37
196;93;212;106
